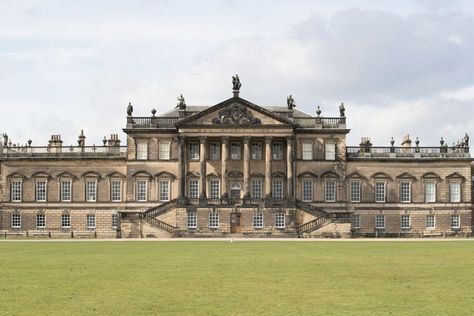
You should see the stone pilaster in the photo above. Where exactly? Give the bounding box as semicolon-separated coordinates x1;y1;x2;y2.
243;136;251;199
177;136;186;204
199;136;207;202
221;136;229;199
287;136;294;201
265;137;272;199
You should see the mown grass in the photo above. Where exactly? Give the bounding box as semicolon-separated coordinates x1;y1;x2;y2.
0;241;473;315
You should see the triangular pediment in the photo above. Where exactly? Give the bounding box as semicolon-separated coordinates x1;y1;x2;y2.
176;97;295;128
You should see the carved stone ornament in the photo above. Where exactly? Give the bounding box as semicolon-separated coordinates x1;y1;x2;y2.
212;104;261;126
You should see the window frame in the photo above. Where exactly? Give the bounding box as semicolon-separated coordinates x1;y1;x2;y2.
302;142;313;160
35;180;47;202
251;142;262;160
11;213;21;228
375;181;386;203
159;141;171;160
188;179;199;199
230;142;241;160
36;213;46;229
159;180;171;202
209;180;220;199
112;213;118;229
302;180;313;202
426;215;436;229
209;142;221;160
353;214;361;229
253;213;263;229
451;214;460;229
275;213;285;228
400;181;411;203
135;180;148;202
375;215;385;229
189;142;200;160
10;180;22;202
187;212;197;229
425;181;436;203
272;179;284;200
208;212;219;228
86;214;96;229
272;142;283;160
251;179;263;199
85;180;97;202
350;181;361;203
61;214;71;229
136;142;148;160
400;215;410;229
60;180;72;202
449;182;461;203
111;180;122;202
325;143;336;161
324;180;336;202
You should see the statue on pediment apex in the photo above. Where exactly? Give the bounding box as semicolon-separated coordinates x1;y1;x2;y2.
287;95;296;110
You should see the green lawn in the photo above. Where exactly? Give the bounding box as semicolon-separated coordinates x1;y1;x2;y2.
1;241;474;315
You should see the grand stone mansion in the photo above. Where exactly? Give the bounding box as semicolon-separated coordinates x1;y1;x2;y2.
0;76;472;238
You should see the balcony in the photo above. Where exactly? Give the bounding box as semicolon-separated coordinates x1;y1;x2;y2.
127;116;179;129
0;145;127;159
346;146;470;159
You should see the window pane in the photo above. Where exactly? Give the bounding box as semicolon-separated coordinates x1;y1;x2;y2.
86;181;97;202
187;212;197;228
11;214;21;228
450;182;461;202
209;180;220;199
189;180;199;199
86;214;96;228
375;215;385;229
353;215;360;228
210;143;220;160
302;181;313;202
253;213;263;228
136;180;147;201
272;180;283;200
61;181;72;202
302;143;313;160
251;179;262;199
425;181;436;202
401;215;410;228
426;215;435;228
209;213;219;228
137;143;148;160
36;214;46;228
350;182;361;202
275;213;285;228
375;182;385;202
451;215;460;228
325;181;336;202
400;181;410;203
231;143;241;160
272;142;283;160
159;142;171;160
61;214;71;228
251;143;262;160
189;143;199;160
111;181;122;202
325;143;336;160
159;181;170;201
11;181;22;202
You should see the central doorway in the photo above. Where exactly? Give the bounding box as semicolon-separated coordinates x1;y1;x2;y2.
230;183;241;199
230;213;241;233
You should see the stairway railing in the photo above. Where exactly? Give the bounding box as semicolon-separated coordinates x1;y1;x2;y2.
142;199;178;218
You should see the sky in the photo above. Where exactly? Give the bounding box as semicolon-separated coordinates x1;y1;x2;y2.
1;0;474;148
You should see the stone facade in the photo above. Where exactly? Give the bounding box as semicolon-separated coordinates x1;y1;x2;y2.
0;83;472;238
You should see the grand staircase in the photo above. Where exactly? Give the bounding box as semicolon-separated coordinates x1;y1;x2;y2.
295;199;333;235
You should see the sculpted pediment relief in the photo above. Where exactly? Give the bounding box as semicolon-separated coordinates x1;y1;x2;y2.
211;104;261;126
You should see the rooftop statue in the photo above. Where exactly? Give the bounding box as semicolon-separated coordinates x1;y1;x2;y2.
232;74;241;91
464;133;469;147
127;102;133;116
339;102;345;117
176;94;186;110
2;133;8;147
287;95;296;110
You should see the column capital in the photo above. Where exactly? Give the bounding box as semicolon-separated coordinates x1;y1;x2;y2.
286;136;294;145
199;136;208;143
265;137;273;145
221;136;230;143
243;136;251;144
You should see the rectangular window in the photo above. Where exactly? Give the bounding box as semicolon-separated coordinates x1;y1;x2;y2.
425;181;436;203
401;215;410;229
11;213;21;228
11;181;22;202
325;143;336;160
302;181;313;202
375;215;385;229
253;213;263;228
61;214;71;229
450;182;461;202
159;180;170;202
272;180;283;200
85;181;97;202
189;142;199;160
209;213;219;228
451;215;460;229
36;181;47;202
136;180;148;202
111;181;122;202
400;181;411;203
302;143;313;160
231;142;241;160
136;142;148;160
375;181;386;203
112;214;118;229
325;180;336;202
159;142;171;160
36;214;46;229
60;181;72;202
251;179;263;199
275;213;285;228
353;214;360;229
209;180;220;199
426;215;435;229
350;181;361;202
210;142;220;160
187;212;197;228
251;142;262;160
272;142;283;160
189;180;199;199
86;214;96;229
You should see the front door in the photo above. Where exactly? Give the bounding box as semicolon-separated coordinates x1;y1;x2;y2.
230;213;241;233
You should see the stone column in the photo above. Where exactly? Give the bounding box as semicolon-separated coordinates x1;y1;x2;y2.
287;136;294;201
243;136;251;199
199;136;207;202
221;136;229;199
265;137;272;199
177;136;186;204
